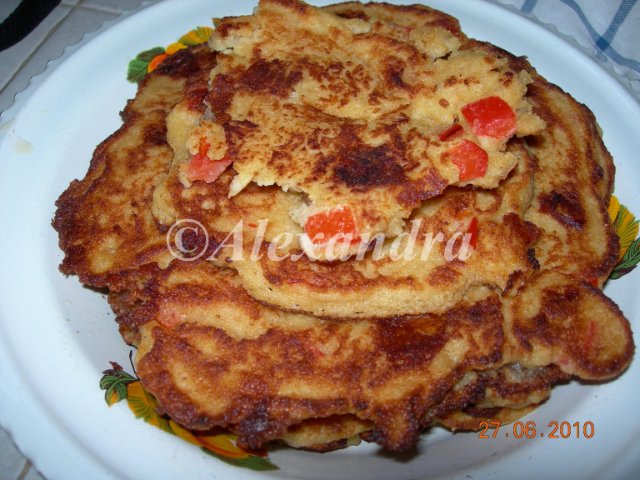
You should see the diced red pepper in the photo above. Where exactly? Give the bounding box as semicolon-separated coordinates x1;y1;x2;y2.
185;154;233;183
185;138;233;183
461;96;516;139
584;321;596;351
587;277;599;287
467;217;479;249
446;140;488;181
305;206;359;245
438;123;463;142
198;137;209;157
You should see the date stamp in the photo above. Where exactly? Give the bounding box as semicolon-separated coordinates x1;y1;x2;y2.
477;420;595;439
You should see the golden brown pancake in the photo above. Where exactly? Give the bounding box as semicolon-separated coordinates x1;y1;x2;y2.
155;56;542;319
503;270;633;380
152;2;546;318
53;0;634;456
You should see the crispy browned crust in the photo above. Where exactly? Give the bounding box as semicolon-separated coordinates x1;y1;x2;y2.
53;45;217;289
326;1;463;36
506;271;634;380
428;364;569;426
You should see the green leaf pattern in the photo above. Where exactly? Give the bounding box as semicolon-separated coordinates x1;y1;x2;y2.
609;197;640;281
610;237;640;279
127;47;165;83
100;367;137;406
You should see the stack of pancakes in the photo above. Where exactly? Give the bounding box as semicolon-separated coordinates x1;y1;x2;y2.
54;0;634;453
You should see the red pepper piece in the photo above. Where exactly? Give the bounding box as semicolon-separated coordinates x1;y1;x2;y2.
185;154;233;183
467;217;479;249
461;96;516;139
305;206;359;245
446;140;488;181
185;138;233;183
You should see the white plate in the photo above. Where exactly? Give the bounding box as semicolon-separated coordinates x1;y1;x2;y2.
0;1;638;479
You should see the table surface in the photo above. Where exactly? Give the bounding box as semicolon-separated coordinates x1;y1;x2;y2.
0;0;637;478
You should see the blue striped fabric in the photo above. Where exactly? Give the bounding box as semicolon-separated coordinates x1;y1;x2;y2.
495;0;640;97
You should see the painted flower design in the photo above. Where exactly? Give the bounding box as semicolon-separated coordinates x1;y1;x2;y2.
608;195;640;280
100;362;278;471
127;26;214;83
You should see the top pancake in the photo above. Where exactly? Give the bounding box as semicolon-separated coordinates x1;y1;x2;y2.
152;1;545;318
174;0;544;240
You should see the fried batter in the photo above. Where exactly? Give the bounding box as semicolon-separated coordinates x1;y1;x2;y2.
53;1;634;456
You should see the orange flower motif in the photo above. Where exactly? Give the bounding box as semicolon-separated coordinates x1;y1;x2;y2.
147;53;168;73
100;364;278;471
128;26;214;83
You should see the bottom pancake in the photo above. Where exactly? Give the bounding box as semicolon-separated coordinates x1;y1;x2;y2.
271;364;567;450
117;260;505;451
111;256;631;452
